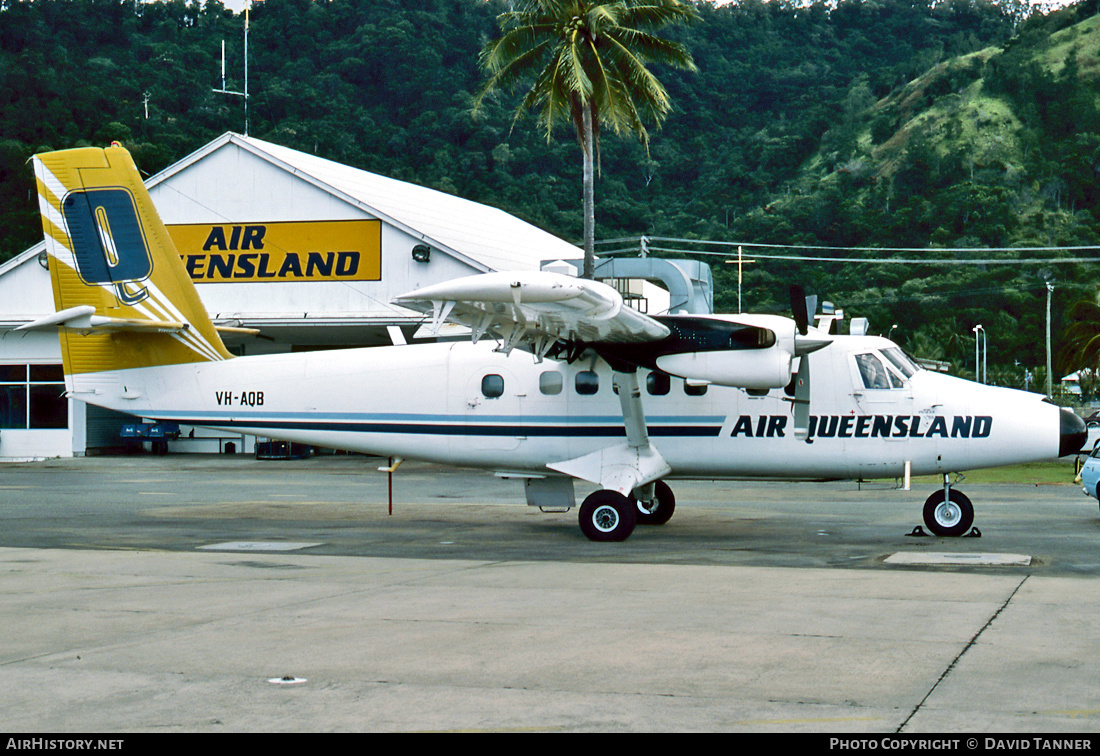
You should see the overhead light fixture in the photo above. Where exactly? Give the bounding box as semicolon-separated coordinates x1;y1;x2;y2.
412;244;431;263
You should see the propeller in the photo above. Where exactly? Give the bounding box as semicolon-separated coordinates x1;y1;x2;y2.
788;285;829;441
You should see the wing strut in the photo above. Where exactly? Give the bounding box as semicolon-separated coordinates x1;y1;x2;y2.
547;367;670;497
617;370;650;450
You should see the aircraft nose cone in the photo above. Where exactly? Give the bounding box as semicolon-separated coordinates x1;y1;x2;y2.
1060;407;1087;457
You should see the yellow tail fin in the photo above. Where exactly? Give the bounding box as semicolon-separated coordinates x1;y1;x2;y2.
32;144;232;374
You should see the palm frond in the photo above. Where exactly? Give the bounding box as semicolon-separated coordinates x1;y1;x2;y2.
1059;298;1100;370
617;0;700;30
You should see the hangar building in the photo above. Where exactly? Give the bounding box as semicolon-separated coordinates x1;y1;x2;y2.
0;132;583;459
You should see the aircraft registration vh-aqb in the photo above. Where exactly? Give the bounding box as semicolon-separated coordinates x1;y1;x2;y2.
25;144;1088;541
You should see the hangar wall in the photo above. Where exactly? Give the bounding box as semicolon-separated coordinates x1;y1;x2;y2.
0;252;78;460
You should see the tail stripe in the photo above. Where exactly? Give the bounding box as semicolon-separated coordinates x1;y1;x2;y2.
34;169;78;271
35;161;69;212
140;281;226;362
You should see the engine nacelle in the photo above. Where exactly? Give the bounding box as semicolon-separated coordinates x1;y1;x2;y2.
590;313;828;390
655;347;794;390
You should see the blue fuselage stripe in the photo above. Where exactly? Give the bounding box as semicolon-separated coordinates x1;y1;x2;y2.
154;416;724;437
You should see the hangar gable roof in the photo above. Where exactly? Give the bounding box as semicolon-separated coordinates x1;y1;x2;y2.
149;133;579;272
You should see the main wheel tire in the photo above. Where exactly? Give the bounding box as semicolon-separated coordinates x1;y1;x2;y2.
635;480;676;526
579;490;637;542
922;489;974;537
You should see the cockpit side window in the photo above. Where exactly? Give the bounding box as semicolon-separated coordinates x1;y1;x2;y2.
855;353;893;390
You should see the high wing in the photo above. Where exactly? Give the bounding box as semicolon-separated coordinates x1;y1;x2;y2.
395;270;831;393
394;270;671;358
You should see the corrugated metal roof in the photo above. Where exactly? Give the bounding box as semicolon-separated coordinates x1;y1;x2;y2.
230;134;580;272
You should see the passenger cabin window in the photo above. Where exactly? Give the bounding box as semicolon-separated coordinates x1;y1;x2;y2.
647;371;670;396
575;370;599;395
855;353;903;390
481;374;505;398
539;371;563;395
684;380;708;397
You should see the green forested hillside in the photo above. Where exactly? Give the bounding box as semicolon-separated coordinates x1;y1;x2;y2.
1;0;1097;385
732;0;1100;387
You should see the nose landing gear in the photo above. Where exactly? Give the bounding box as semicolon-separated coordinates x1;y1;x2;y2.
922;475;974;537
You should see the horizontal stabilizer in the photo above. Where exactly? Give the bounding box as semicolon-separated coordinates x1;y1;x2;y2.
17;306;189;334
213;324;262;336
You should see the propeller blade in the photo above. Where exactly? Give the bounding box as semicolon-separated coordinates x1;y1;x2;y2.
793;356;811;441
790;285;809;335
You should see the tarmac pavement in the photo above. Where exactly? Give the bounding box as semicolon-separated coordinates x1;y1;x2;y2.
1;454;1099;733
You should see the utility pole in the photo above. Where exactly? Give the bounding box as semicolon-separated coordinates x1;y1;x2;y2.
724;246;755;314
213;4;250;135
1046;281;1054;398
972;324;985;383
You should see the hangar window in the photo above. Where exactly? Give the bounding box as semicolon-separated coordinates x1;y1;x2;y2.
0;364;67;429
539;371;563;395
481;374;505;399
575;370;599;395
646;371;670;396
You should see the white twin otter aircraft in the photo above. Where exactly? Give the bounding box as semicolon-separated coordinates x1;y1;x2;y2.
27;145;1087;541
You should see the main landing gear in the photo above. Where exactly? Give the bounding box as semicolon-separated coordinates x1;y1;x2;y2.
577;481;676;542
921;475;975;537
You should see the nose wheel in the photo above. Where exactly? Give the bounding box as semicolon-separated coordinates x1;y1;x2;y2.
922;487;974;537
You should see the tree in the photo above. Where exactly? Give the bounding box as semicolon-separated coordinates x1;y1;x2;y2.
1060;294;1100;375
475;0;697;279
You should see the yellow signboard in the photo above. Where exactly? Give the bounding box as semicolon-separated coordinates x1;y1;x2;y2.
166;220;382;283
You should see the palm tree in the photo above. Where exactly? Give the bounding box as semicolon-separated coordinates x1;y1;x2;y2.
1061;294;1100;375
476;0;697;279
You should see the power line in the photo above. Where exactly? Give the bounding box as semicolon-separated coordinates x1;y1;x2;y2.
827;281;1089;310
596;235;1100;265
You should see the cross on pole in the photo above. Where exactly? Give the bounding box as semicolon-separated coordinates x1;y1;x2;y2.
724;246;756;314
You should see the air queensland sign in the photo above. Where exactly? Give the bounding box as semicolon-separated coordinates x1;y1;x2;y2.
167;220;382;283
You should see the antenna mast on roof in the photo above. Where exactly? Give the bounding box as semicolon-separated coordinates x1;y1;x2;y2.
213;3;250;135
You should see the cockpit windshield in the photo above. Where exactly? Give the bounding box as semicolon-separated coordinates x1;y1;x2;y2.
881;347;920;378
